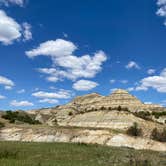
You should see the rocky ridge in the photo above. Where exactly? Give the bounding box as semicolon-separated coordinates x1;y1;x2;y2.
0;89;166;151
28;89;166;126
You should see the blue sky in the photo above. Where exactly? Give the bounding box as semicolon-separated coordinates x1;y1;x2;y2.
0;0;166;110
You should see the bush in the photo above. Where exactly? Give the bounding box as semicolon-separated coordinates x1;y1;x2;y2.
2;111;41;125
152;111;166;119
108;107;112;111
126;122;142;137
123;107;129;112
0;122;5;128
151;128;166;142
68;111;73;116
117;106;122;111
134;111;151;120
100;106;106;110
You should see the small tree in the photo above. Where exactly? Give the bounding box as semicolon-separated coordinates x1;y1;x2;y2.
126;122;142;137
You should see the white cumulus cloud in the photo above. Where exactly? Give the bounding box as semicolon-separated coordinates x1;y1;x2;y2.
73;80;98;91
136;68;166;93
156;0;166;25
26;39;76;58
26;39;107;82
0;75;14;89
125;61;140;70
32;89;72;99
22;22;32;41
0;10;32;45
147;69;156;75
10;100;34;107
39;98;59;104
0;10;21;45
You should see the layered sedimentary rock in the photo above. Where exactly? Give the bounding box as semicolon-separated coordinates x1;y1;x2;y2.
66;89;164;112
1;126;166;152
27;89;166;127
1;89;166;151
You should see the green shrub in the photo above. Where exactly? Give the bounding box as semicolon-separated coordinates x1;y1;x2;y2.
117;106;122;111
134;111;151;120
108;107;112;111
0;122;5;128
68;111;73;116
126;122;142;137
123;107;129;112
152;111;166;119
2;111;41;125
100;106;106;110
151;128;166;142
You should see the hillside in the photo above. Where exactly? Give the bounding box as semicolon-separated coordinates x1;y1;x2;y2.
0;89;166;151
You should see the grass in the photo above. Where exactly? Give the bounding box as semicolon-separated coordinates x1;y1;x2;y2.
0;142;166;166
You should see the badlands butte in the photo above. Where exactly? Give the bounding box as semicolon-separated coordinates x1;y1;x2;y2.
0;89;166;151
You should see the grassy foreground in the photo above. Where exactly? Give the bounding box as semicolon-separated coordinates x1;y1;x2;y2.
0;142;166;166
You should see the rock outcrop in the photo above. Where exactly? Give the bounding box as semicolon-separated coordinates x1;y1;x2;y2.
1;126;166;152
57;89;164;114
1;89;166;152
27;89;166;126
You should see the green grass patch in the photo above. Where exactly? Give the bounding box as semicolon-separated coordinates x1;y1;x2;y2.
0;141;166;166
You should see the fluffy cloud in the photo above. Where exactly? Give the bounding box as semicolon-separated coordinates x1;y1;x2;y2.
0;95;6;99
0;75;14;89
125;61;140;69
22;22;32;41
0;10;21;45
156;0;166;25
147;69;156;75
157;0;166;5
39;98;58;104
26;39;76;58
32;89;72;99
0;10;32;45
136;68;166;93
10;100;34;107
72;80;98;91
26;39;107;82
0;0;25;7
